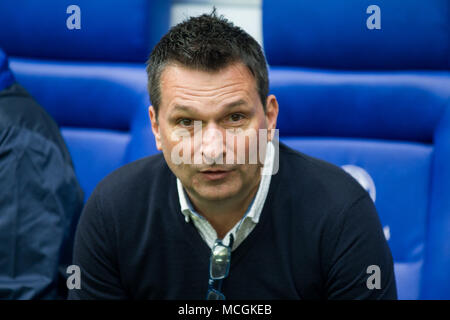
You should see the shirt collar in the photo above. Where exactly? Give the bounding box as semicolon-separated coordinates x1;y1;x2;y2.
177;140;275;224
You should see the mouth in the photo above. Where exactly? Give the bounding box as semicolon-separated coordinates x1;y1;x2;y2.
199;168;234;181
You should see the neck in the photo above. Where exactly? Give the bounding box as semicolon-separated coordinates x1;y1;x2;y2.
186;176;261;239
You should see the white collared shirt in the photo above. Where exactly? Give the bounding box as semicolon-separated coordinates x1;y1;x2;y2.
177;141;275;251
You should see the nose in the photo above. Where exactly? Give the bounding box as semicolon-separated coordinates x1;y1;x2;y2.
200;123;225;165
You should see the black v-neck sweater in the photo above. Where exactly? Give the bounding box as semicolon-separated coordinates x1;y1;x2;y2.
69;143;397;300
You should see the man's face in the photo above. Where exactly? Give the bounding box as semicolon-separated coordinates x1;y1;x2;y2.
149;62;278;203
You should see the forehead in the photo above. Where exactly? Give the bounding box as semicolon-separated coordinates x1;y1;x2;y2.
158;62;259;113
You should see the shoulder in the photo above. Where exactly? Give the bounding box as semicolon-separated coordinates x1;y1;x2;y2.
0;83;51;130
277;142;368;205
276;144;395;299
76;153;175;252
275;141;374;238
91;152;173;210
95;152;169;192
0;83;72;159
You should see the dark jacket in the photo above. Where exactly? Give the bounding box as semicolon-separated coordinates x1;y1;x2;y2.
0;49;84;299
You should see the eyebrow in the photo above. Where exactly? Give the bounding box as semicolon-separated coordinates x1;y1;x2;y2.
171;99;248;114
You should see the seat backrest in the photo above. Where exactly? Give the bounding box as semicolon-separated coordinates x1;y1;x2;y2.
0;0;169;201
263;0;450;70
0;0;169;62
263;0;450;299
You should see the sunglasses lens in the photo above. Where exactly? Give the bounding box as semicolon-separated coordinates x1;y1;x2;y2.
207;289;226;300
210;244;231;279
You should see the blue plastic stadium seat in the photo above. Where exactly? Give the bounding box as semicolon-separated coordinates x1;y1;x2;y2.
263;0;449;70
263;0;450;299
0;0;169;62
0;0;169;201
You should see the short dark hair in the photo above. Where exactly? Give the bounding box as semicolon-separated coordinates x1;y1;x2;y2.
146;11;269;117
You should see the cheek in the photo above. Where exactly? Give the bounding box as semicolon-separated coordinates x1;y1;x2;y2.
225;128;267;165
160;127;194;158
161;126;180;147
159;128;197;180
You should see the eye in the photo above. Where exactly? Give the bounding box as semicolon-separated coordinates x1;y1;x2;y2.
229;113;244;122
177;118;193;127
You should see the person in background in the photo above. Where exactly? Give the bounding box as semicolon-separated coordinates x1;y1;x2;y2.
0;48;84;299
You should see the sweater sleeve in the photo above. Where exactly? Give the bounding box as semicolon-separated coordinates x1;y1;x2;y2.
323;194;397;300
68;187;127;299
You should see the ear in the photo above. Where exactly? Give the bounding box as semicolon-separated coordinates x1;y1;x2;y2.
265;95;279;141
148;106;162;150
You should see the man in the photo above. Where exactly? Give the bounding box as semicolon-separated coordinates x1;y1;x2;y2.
69;13;397;299
0;48;84;299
